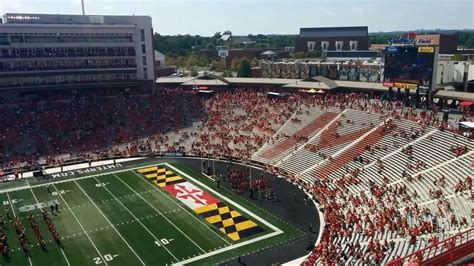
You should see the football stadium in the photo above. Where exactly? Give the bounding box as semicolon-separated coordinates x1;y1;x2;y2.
0;2;474;266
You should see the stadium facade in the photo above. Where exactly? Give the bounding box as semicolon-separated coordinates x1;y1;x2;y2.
294;26;379;59
0;13;155;90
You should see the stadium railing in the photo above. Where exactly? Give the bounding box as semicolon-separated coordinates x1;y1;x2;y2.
386;228;474;266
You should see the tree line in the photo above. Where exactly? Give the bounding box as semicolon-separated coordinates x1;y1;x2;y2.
155;30;474;73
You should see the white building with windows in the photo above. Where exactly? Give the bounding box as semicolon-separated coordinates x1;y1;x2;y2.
0;13;155;90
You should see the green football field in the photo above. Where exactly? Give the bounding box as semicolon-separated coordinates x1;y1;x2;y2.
0;162;303;265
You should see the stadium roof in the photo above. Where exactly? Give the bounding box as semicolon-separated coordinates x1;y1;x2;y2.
156;77;192;84
181;79;228;86
156;76;391;91
299;26;368;38
283;81;332;90
225;77;298;85
335;80;388;91
156;75;473;96
434;90;474;101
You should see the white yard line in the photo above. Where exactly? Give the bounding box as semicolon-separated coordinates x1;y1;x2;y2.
126;172;230;245
27;182;71;266
6;192;33;266
5;161;286;264
162;163;284;265
6;192;17;217
92;176;180;261
52;184;107;266
73;180;146;266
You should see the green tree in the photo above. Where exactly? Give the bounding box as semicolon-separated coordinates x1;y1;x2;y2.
305;50;322;58
190;69;199;77
293;52;305;59
213;32;222;39
451;53;464;61
237;58;252;77
222;70;232;77
210;60;224;72
230;58;242;72
185;54;199;68
206;43;216;50
250;58;259;68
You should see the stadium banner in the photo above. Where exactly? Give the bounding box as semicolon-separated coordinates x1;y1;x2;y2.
393;82;418;90
418;47;434;53
48;163;124;179
163;152;183;157
137;165;265;241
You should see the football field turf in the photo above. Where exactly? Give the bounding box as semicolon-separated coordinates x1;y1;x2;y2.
0;162;303;265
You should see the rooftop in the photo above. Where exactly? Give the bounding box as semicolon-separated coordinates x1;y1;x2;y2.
2;13;151;25
299;26;368;38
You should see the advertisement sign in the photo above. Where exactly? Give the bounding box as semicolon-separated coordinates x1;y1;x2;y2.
415;35;440;46
418;47;434;53
393;83;418;90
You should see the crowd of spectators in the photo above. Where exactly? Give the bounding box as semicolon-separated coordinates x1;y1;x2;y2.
294;96;473;265
190;89;301;160
223;166;278;201
0;88;206;171
0;87;472;264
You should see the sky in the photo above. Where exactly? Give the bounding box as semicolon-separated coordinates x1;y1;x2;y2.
0;0;473;36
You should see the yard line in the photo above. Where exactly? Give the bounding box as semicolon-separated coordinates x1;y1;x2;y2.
73;180;145;266
6;192;17;217
52;184;107;266
113;173;211;251
127;171;231;245
6;192;33;266
92;177;179;262
27;185;71;266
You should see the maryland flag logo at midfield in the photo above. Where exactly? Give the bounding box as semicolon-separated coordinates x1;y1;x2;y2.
136;165;264;241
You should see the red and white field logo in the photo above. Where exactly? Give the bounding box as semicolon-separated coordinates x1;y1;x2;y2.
163;181;220;209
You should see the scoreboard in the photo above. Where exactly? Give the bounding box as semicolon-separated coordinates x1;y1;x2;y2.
383;46;436;90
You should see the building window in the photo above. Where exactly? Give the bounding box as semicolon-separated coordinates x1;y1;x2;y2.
350;41;358;51
307;41;315;52
321;41;329;52
141;44;146;54
142;56;147;66
140;29;145;42
336;41;343;51
143;68;148;79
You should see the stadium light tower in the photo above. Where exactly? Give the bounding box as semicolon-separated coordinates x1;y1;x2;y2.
81;0;86;15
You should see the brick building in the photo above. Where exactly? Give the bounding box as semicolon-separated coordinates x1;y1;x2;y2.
294;26;369;54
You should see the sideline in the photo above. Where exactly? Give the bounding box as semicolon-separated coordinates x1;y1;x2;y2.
165;163;284;265
282;188;325;266
1;157;319;265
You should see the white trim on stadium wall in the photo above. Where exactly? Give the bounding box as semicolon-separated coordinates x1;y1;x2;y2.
49;163;124;178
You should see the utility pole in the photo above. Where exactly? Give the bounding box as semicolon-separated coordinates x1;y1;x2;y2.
81;0;86;15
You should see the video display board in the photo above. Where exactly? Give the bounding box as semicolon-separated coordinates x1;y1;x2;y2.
383;46;435;90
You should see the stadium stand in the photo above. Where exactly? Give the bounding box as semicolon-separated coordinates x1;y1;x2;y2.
0;87;472;265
